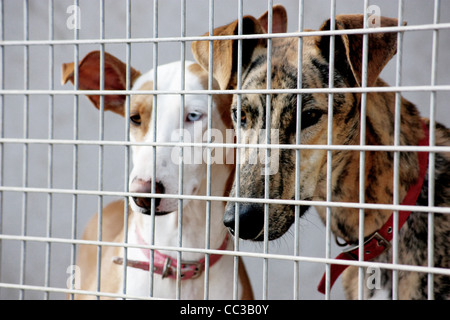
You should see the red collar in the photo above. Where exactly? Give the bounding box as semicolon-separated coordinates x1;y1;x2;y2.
318;121;429;295
113;227;230;280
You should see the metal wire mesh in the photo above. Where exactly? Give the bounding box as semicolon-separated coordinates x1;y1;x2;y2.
0;0;449;300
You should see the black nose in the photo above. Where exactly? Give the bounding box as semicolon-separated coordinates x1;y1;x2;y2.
131;179;165;211
223;203;264;240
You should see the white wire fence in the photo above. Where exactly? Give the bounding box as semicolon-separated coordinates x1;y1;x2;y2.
0;0;449;300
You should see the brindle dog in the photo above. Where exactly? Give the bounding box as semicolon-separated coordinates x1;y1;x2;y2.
192;6;449;299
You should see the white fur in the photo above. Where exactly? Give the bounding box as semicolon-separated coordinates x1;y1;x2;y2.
369;289;390;300
124;61;239;299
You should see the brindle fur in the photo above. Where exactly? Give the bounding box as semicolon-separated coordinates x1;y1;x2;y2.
192;6;450;299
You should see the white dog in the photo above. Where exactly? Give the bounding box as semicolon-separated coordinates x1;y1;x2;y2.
62;51;253;300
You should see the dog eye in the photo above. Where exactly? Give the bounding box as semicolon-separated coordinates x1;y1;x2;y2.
232;109;247;127
130;114;141;125
301;109;324;130
186;112;203;122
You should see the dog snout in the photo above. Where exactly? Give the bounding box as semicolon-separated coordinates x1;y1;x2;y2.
223;203;264;240
130;178;165;213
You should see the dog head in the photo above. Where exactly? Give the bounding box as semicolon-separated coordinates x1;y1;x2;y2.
62;52;232;215
192;7;401;240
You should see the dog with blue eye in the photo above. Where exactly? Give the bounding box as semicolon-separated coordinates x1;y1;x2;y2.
62;52;254;299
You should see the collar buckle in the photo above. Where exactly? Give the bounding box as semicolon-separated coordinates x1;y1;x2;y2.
161;257;173;279
342;231;391;260
371;231;391;250
160;257;203;279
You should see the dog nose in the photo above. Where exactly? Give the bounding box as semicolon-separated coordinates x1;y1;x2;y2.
223;203;264;240
130;178;165;211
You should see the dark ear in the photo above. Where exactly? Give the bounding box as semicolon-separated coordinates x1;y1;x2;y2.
317;14;403;87
258;4;288;33
192;6;288;90
62;51;141;117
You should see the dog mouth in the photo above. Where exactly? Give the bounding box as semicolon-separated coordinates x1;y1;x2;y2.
130;197;172;216
224;202;311;241
141;209;171;216
227;227;265;241
130;194;174;216
129;179;175;215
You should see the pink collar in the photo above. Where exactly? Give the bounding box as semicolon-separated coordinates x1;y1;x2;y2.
113;226;230;280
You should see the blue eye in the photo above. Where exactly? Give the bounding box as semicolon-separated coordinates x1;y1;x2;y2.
186;112;203;122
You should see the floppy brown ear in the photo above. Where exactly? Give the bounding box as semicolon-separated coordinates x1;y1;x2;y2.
61;51;141;116
318;14;403;87
192;16;266;90
258;4;288;33
192;6;288;90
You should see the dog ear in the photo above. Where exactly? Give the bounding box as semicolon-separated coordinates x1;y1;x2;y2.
192;16;266;90
192;6;287;90
318;14;403;87
258;4;288;33
61;51;141;117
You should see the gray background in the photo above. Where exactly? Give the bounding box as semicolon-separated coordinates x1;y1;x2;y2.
0;0;449;300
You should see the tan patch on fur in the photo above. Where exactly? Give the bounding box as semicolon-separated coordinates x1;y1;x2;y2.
74;200;130;300
130;81;153;142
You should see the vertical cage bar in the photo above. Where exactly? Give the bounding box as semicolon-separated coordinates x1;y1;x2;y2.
95;0;106;299
427;0;440;300
203;0;214;300
293;0;304;300
262;0;273;301
357;0;370;300
233;0;243;300
19;0;30;300
324;0;336;300
148;0;159;298
176;0;187;300
97;0;105;299
392;0;404;300
69;0;80;301
44;0;54;300
121;0;132;299
0;0;5;288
